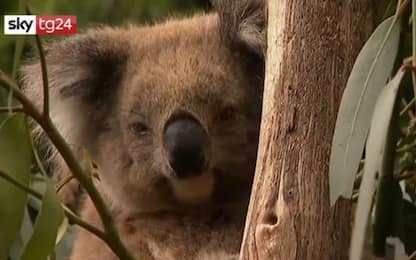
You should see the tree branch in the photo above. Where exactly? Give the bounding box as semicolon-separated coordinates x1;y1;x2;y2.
34;31;49;118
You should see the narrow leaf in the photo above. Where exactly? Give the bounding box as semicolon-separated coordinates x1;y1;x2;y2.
8;208;33;260
329;16;401;205
349;69;405;260
21;181;64;260
11;37;25;80
55;217;68;245
0;116;32;260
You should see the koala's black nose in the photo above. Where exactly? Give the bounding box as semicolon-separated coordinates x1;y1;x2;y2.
163;115;208;178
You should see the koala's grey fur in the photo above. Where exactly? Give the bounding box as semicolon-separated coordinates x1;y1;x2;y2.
21;0;266;259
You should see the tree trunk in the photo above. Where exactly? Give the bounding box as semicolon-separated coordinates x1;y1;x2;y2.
240;1;385;260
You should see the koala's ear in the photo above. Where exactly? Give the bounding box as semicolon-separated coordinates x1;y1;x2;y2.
21;28;129;106
21;28;130;144
212;0;266;57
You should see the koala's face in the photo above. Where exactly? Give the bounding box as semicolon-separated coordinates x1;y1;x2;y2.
22;0;265;213
95;16;263;212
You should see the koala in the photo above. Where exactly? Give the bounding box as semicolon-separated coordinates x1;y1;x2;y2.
21;0;265;259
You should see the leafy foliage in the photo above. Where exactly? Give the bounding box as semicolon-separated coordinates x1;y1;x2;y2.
0;115;32;260
329;0;416;258
20;181;64;260
0;0;210;75
350;68;405;260
329;16;401;204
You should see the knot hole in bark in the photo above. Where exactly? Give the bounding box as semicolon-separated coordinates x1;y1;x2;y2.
262;212;278;225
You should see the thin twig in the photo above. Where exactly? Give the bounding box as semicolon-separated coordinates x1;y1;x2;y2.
62;205;108;243
7;89;14;114
25;117;48;176
0;72;135;260
34;35;50;118
400;97;416;116
0;106;24;113
56;174;75;192
397;171;416;181
408;249;416;260
397;142;416;152
0;170;107;242
401;98;416;119
0;170;42;199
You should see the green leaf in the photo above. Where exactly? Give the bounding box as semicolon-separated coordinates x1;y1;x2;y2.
349;68;405;260
329;16;401;205
0;116;32;260
55;217;68;245
21;181;64;260
11;37;25;80
9;208;33;260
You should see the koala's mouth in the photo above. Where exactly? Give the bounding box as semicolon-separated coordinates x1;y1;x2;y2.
170;169;215;205
168;166;252;206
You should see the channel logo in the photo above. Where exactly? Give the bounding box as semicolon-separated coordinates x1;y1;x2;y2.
4;15;77;35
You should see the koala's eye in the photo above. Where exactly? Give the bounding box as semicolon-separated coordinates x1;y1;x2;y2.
216;106;237;122
129;122;151;136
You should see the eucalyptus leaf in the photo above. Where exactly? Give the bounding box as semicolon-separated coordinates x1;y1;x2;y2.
0;116;32;260
55;217;68;245
21;181;64;260
11;37;25;80
329;16;401;205
8;208;33;260
349;69;405;260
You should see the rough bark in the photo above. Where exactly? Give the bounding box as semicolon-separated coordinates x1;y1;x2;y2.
240;1;384;260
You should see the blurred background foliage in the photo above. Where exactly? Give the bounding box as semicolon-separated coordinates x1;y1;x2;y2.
0;0;211;75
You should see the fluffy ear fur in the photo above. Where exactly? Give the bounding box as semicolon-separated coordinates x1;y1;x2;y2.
21;28;130;146
212;0;266;57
